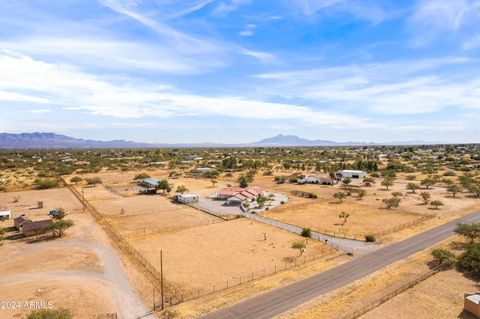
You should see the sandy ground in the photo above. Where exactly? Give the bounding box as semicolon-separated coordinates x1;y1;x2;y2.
0;188;154;319
0;188;84;221
132;218;329;294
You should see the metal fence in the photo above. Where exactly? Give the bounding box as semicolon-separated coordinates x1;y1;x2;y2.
372;214;435;238
66;182;341;309
123;220;222;239
339;268;439;319
175;245;338;305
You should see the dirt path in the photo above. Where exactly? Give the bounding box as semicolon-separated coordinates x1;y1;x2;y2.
2;238;154;319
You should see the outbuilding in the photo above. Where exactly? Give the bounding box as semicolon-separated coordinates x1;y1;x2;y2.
0;210;11;221
138;178;160;188
176;194;199;204
464;293;480;318
14;215;31;230
21;219;53;237
339;170;367;179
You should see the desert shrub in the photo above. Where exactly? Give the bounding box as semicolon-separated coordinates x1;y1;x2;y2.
301;228;312;238
35;178;60;189
134;172;151;180
26;308;72;319
431;248;455;268
365;234;376;242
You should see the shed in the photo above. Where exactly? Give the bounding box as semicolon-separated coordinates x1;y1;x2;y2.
176;194;199;204
465;293;480;318
14;215;31;230
138;178;160;188
0;210;11;221
21;219;53;237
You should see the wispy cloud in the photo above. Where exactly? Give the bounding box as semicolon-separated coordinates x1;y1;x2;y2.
0;52;373;129
239;24;257;37
255;57;480;115
408;0;480;46
287;0;389;24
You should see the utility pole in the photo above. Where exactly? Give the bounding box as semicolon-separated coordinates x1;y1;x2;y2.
153;286;155;311
160;250;164;310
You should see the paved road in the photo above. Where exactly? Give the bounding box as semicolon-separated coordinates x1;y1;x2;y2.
200;211;480;319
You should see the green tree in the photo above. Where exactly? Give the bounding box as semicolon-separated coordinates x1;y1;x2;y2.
391;192;403;198
455;223;480;243
238;175;249;188
134;172;151;180
420;191;431;205
176;185;189;194
339;211;350;225
363;177;375;187
381;176;395;190
468;183;480;198
406;182;419;194
70;176;82;185
431;248;455;268
430;200;444;210
446;184;462;198
26;309;72;319
458;243;480;275
341;177;352;190
157;179;171;194
421;177;435;189
382;197;401;209
291;240;306;256
35;178;60;190
333;192;346;203
356;189;366;200
85;177;102;187
301;228;312;238
49;219;74;238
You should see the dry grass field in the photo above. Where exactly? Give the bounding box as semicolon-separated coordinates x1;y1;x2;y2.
0;188;84;220
252;175;480;237
132;218;330;294
360;270;478;319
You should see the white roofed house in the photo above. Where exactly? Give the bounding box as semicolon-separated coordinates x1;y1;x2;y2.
175;194;199;204
339;170;367;179
298;175;337;185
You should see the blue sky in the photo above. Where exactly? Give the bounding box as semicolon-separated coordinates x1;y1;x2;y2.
1;0;479;143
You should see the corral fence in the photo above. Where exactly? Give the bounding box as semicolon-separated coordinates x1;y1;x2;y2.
175;245;338;305
66;182;341;309
124;220;221;240
64;183;182;305
308;214;435;242
372;214;435;238
339;268;439;319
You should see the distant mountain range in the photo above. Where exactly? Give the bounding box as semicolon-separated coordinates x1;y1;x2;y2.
0;132;447;149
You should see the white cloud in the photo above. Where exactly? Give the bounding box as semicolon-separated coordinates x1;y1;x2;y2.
99;0;272;63
255;57;480;115
0;52;374;129
239;24;257;37
408;0;480;46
